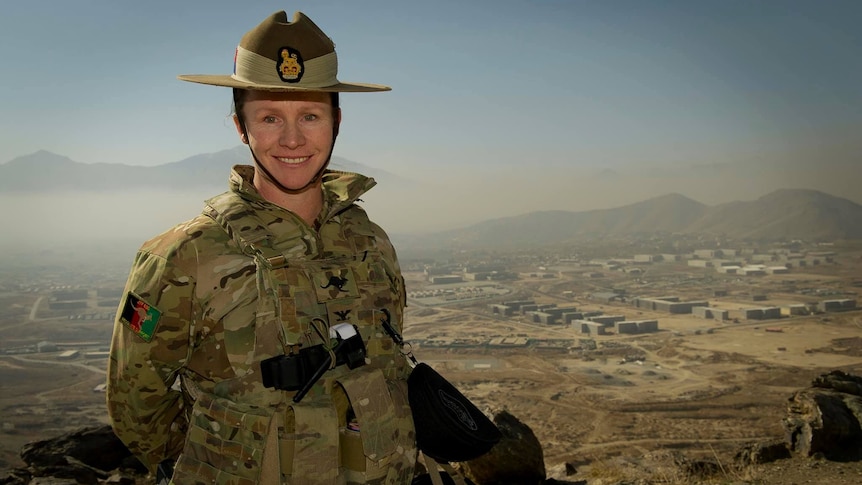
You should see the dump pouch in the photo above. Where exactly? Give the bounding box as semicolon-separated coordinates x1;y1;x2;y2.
407;363;501;463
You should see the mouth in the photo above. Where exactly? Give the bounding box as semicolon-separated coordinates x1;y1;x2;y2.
275;156;310;165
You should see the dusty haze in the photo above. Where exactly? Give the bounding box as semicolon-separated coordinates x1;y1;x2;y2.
2;158;859;254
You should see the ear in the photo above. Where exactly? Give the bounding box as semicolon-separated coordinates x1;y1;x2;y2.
233;114;248;144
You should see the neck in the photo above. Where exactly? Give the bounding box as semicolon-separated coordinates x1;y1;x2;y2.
254;174;324;226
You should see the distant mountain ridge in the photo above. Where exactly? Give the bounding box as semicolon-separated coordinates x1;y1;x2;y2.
3;150;860;244
0;148;402;192
398;189;862;246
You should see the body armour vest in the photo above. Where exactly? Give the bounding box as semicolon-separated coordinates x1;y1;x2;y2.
170;189;417;485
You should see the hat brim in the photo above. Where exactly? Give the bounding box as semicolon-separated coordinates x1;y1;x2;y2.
177;74;390;92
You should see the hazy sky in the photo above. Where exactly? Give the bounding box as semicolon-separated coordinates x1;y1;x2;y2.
1;0;861;237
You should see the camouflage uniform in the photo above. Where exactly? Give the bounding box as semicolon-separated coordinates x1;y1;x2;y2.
107;165;417;484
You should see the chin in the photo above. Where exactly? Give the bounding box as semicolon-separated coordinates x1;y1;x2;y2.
275;175;321;191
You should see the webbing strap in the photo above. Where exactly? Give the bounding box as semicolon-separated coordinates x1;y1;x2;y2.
425;455;445;485
260;416;281;484
423;453;468;485
442;462;468;485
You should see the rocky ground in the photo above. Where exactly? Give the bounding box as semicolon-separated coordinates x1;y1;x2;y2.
745;458;862;485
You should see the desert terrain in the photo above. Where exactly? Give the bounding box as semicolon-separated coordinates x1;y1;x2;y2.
397;241;862;483
1;239;861;484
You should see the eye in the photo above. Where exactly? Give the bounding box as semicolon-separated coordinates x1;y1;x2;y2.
302;114;318;122
263;115;278;124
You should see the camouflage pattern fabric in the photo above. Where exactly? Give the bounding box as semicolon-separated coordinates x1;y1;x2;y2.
107;165;417;484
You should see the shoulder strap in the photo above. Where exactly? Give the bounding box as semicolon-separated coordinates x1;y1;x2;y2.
203;191;273;256
203;191;315;264
201;191;299;360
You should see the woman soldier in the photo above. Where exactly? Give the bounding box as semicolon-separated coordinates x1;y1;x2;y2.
107;11;417;484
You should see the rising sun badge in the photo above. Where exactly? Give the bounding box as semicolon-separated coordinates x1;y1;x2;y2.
120;292;162;342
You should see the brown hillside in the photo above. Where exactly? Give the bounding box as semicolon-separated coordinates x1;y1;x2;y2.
414;188;862;249
687;188;862;240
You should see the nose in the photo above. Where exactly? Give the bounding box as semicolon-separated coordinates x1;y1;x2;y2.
279;121;305;148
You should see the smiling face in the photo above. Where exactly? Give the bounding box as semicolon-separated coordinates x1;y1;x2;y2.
234;90;340;197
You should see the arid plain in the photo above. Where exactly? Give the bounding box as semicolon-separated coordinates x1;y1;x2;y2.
2;240;862;483
399;250;862;480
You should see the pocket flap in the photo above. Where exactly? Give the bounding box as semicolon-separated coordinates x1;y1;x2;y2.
338;367;397;460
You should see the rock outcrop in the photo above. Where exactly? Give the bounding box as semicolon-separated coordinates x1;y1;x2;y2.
460;410;547;485
0;426;146;485
783;370;862;460
734;439;792;466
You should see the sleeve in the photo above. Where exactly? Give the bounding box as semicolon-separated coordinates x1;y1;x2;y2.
106;247;195;474
370;220;407;331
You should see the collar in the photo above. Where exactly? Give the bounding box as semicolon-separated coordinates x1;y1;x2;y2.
227;164;377;222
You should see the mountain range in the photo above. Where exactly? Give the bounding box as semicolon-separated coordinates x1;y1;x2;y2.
397;189;862;249
2;150;860;248
0;148;405;192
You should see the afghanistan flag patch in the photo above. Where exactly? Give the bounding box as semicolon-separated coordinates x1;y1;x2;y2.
120;292;162;342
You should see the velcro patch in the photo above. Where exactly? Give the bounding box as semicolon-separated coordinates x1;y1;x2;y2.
313;268;359;302
119;292;162;342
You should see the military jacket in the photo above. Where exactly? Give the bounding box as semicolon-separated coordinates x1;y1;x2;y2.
107;166;417;484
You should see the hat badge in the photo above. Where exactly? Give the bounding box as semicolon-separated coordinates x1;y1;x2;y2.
277;46;304;83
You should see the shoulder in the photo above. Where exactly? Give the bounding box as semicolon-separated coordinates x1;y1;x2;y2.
340;205;391;240
341;205;400;261
135;215;231;275
140;214;226;256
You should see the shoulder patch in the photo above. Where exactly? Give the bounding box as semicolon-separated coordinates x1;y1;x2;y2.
119;292;162;342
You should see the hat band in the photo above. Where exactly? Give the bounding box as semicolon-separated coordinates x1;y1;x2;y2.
232;45;340;88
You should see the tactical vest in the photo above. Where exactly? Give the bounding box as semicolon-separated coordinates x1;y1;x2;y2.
170;191;417;485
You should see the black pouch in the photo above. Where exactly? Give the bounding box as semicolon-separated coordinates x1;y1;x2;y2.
407;362;501;463
261;345;328;391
